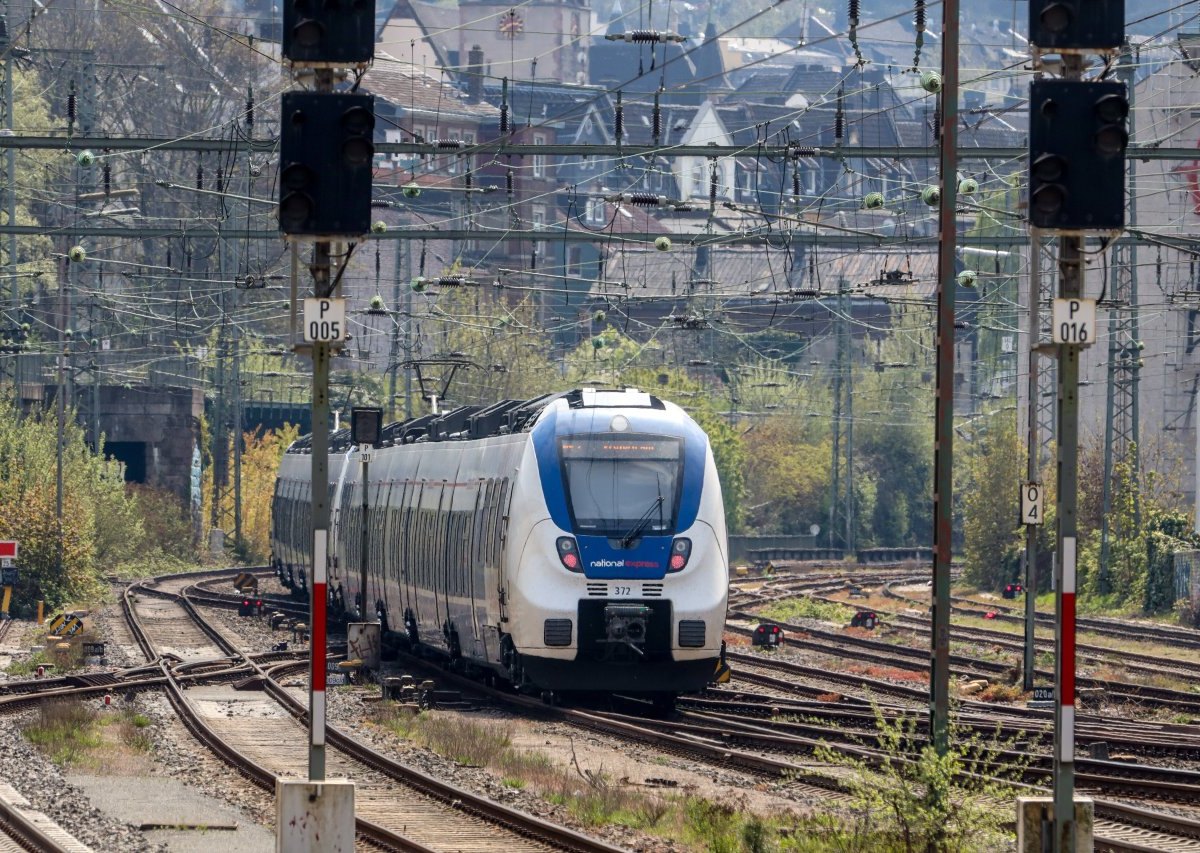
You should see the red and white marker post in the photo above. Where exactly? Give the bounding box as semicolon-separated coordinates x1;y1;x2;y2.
310;529;328;767
1057;536;1076;764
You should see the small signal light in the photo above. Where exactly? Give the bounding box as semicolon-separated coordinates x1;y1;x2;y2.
668;538;692;572
556;537;582;572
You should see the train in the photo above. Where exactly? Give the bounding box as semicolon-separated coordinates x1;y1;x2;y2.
270;388;730;704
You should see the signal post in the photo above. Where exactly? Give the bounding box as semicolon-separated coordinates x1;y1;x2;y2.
276;1;376;849
1020;1;1127;849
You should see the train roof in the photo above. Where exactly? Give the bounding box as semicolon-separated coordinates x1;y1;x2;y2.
285;388;669;454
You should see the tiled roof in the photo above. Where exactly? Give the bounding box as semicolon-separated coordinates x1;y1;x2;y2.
807;249;940;299
364;60;499;118
595;246;803;299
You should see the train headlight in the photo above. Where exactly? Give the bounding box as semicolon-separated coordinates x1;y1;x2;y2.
668;538;691;572
556;536;582;571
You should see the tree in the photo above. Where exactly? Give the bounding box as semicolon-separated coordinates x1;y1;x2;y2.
201;422;299;563
0;391;144;609
960;413;1026;590
741;415;830;535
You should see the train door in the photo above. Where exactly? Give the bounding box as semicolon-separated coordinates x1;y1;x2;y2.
335;473;358;605
444;477;480;662
413;481;443;651
496;476;513;626
466;481;488;661
329;451;354;588
370;478;392;622
397;478;415;630
428;481;450;654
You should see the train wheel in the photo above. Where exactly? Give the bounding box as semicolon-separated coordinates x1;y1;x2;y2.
541;690;559;707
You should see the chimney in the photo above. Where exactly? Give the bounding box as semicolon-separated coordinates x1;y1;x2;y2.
467;45;485;103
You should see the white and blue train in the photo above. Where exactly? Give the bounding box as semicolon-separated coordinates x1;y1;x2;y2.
271;388;729;701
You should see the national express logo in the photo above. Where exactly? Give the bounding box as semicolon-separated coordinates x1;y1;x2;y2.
589;559;660;569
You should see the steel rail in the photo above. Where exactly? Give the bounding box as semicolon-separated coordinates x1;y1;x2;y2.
0;806;73;853
122;582;434;852
153;582;628;853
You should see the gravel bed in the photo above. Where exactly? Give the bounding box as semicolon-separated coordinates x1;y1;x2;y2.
324;687;694;853
0;596;276;852
0;715;166;852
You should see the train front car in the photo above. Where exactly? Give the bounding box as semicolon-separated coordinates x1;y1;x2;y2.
507;388;729;699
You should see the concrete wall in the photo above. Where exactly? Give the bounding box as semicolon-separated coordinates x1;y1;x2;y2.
728;534;817;563
91;385;204;502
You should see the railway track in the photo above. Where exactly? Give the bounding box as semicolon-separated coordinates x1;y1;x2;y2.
186;574;1200;850
0;782;89;853
385;647;1200;851
736;586;1200;714
120;574;624;853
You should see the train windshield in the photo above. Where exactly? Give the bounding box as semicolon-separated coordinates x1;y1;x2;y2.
559;435;682;538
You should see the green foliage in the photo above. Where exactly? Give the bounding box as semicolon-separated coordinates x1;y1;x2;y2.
129;485;195;560
688;403;747;534
743;416;831;535
812;705;1024;852
960;414;1036;590
759;595;856;625
23;702;102;766
0;390;202;606
852;393;932;546
1076;454;1198;612
1145;531;1184;614
0;392;135;608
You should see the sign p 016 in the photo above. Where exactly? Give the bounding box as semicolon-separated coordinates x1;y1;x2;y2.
1052;298;1096;346
303;298;346;343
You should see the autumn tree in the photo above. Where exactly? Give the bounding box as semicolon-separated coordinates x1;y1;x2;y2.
0;392;144;609
202;424;299;563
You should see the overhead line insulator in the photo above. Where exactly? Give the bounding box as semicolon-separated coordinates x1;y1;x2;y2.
500;77;510;134
615;91;624;145
604;30;686;44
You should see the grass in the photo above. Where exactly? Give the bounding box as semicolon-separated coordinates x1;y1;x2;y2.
22;702;156;771
5;625;114;677
370;706;892;851
758;596;859;626
23;702;103;765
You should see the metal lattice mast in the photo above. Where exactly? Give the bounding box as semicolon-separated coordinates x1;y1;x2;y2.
1035;236;1058;457
828;280;852;552
1100;45;1140;593
1;3;17;360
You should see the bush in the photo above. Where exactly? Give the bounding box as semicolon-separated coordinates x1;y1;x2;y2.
811;704;1028;852
129;485;196;560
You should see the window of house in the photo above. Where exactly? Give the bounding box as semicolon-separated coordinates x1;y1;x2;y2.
532;206;547;257
532;134;547;177
567;246;582;277
585;198;606;224
446;131;461;174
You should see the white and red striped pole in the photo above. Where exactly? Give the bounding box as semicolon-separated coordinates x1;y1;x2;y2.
1053;195;1084;848
310;528;328;775
1058;535;1076;760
